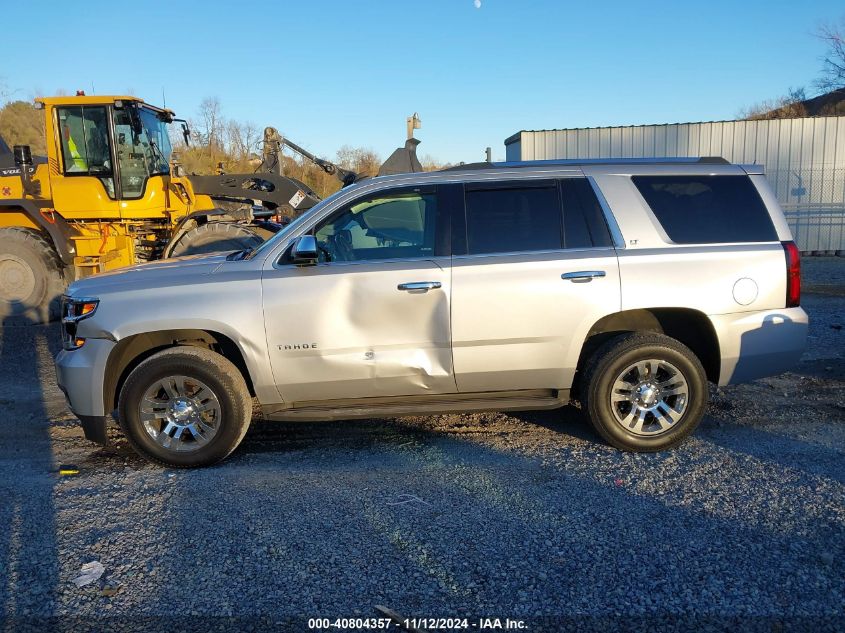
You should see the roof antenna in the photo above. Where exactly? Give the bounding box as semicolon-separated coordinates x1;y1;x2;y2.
162;87;166;108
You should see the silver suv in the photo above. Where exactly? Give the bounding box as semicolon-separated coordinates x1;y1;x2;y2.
55;158;808;467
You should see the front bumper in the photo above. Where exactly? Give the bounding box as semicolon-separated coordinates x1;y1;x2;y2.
55;338;115;444
710;307;808;385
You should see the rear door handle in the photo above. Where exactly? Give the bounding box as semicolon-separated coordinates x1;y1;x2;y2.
562;270;606;283
398;281;442;292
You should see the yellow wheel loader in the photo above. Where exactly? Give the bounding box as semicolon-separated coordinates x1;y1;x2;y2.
0;94;416;323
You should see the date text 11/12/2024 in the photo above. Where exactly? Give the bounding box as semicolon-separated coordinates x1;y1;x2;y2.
307;617;527;630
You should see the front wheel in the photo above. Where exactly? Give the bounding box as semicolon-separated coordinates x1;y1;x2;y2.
581;332;708;452
118;347;252;467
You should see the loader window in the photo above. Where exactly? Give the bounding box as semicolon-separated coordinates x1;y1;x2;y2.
113;106;171;199
57;106;115;197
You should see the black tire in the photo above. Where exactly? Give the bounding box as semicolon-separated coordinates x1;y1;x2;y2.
581;332;708;452
168;222;264;257
118;347;252;468
0;227;66;324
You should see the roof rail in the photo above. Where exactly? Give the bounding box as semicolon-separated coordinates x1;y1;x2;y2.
441;156;730;172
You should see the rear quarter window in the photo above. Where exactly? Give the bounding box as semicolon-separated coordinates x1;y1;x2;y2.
632;175;777;244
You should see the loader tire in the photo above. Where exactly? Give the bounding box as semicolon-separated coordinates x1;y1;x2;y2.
0;227;66;324
168;222;264;257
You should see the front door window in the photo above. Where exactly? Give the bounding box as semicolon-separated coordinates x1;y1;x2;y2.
314;190;437;262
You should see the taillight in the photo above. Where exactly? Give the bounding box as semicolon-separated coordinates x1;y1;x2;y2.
782;241;800;308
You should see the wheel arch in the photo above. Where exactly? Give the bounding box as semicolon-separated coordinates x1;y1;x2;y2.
576;308;721;385
104;329;256;414
0;200;76;265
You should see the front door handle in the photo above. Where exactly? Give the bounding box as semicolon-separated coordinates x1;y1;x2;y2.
398;281;442;292
562;270;606;283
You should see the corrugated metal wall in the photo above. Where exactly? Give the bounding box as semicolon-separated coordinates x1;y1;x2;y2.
505;118;845;252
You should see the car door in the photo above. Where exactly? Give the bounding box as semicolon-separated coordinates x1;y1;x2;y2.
261;184;457;403
451;176;621;392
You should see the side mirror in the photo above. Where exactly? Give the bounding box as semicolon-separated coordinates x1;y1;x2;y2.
13;144;32;167
291;235;318;264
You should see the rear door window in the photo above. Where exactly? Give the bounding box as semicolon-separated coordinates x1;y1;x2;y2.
632;175;777;244
464;181;561;255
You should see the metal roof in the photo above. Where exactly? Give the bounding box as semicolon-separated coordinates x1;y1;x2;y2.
503;115;845;146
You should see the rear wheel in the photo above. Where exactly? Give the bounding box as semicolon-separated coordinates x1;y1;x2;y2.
0;227;66;324
168;222;264;257
581;332;708;452
118;347;252;468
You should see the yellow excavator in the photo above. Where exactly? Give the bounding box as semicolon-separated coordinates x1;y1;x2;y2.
0;93;421;323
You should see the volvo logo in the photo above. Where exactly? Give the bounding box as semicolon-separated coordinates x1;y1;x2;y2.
278;343;318;350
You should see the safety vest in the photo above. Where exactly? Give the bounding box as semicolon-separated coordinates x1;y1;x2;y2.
66;133;88;171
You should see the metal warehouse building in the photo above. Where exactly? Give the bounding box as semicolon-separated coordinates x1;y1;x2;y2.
505;116;845;253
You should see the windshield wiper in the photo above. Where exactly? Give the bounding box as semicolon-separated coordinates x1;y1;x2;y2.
148;139;167;171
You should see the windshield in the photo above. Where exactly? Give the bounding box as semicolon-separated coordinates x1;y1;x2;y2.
246;186;352;260
113;105;171;198
139;107;172;174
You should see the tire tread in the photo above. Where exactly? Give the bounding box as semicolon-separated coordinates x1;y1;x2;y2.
118;346;253;468
0;226;66;323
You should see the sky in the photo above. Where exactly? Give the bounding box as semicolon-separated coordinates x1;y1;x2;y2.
2;0;842;164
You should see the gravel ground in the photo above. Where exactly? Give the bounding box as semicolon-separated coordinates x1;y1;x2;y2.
1;259;843;632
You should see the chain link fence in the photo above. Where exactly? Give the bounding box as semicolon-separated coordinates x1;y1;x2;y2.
767;166;845;255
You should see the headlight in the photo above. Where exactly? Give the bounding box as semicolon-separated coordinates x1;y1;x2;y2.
61;296;99;350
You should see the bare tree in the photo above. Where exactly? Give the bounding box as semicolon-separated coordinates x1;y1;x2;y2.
335;145;381;177
815;17;845;92
226;119;260;163
420;154;451;171
0;79;12;105
195;97;224;149
740;87;808;120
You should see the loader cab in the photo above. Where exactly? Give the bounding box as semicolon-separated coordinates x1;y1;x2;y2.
40;96;176;220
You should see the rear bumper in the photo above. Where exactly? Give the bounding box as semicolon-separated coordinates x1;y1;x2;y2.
710;307;808;385
55;338;114;444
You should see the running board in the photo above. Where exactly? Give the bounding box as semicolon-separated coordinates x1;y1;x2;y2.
261;389;570;422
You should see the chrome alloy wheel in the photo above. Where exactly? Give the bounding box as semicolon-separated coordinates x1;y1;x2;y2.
609;359;689;436
140;375;222;452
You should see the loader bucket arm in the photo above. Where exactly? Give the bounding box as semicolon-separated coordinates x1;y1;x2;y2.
187;173;322;215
